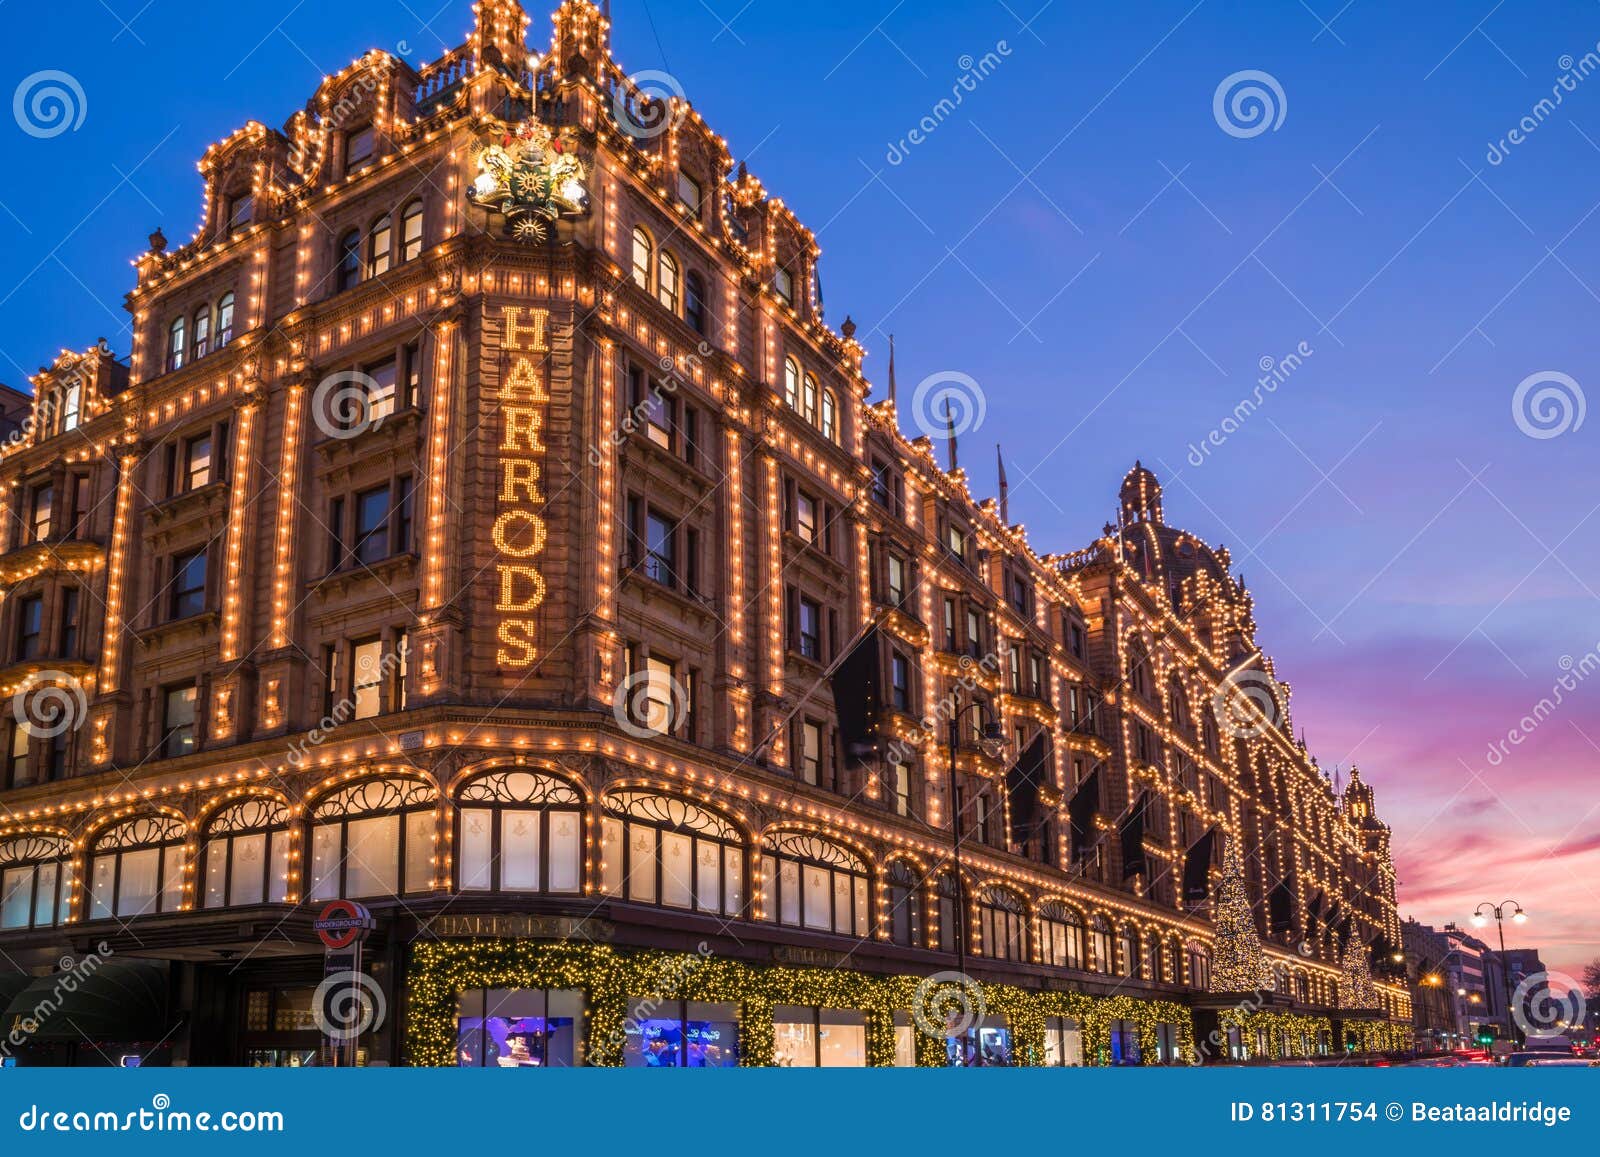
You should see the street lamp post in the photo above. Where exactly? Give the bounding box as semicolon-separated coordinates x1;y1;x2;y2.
1472;900;1527;1047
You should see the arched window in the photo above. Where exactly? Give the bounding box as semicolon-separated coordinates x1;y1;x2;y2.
884;859;923;947
216;292;235;347
657;250;679;313
368;216;392;276
457;769;583;894
1185;941;1211;989
1141;933;1158;980
401;200;424;262
87;815;186;919
1119;924;1139;977
0;834;72;929
820;389;838;442
336;229;362;292
167;316;186;372
1039;901;1085;969
760;831;868;937
802;373;819;425
783;357;800;409
631;226;653;291
935;871;962;953
977;886;1026;961
192;306;211;360
600;792;744;916
201;797;291;908
307;777;437;900
1090;916;1114;973
683;269;706;335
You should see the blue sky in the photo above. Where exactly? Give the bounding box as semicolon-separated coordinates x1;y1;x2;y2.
3;0;1599;969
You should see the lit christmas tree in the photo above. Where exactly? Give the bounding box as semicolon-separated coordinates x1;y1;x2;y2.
1208;836;1271;992
1338;939;1377;1009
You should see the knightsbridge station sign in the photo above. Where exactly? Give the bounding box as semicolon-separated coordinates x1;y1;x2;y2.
493;306;551;667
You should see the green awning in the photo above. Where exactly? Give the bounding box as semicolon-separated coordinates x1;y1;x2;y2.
3;959;170;1043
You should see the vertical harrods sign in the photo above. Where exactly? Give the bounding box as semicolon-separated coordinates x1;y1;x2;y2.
493;306;551;666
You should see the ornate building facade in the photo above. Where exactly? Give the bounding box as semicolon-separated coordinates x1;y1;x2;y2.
0;0;1406;1066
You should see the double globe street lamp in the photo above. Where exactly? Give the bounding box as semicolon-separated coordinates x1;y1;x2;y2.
1472;899;1528;1046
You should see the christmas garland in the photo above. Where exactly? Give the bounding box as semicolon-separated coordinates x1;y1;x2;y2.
1217;1008;1334;1059
408;940;1199;1067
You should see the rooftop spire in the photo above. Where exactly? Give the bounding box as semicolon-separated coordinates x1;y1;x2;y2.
945;398;958;471
997;443;1009;523
886;334;897;407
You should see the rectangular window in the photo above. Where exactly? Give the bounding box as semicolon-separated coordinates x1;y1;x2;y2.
170;547;207;619
184;432;213;490
943;598;957;650
15;594;43;661
344;125;375;171
644;509;676;586
800;721;822;786
890;653;910;711
366;359;398;424
7;724;28;787
58;588;80;657
643;657;678;735
28;484;51;542
327;496;346;571
966;608;983;658
887;554;906;606
352;638;383;719
354;486;392;566
67;474;90;538
773;267;794;305
795;492;817;543
643;386;672;449
893;762;911;817
226;193;254;233
676;170;702;213
797;597;821;660
162;683;198;758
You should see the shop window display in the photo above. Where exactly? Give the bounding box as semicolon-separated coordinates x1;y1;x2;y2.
771;1006;867;1067
622;999;740;1067
1043;1016;1084;1066
455;988;583;1067
944;1017;1012;1067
